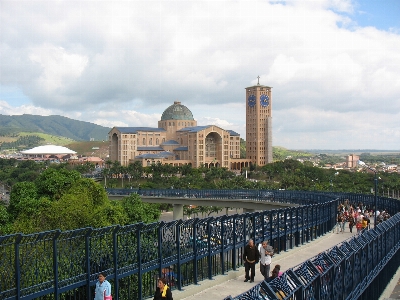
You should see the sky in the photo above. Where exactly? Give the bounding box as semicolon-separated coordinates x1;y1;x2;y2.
0;0;399;150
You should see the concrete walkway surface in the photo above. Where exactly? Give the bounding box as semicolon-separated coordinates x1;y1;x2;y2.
169;228;398;300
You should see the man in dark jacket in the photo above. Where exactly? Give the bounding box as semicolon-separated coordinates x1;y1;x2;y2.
243;239;259;283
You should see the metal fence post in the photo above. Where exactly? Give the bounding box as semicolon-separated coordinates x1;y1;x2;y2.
52;230;61;300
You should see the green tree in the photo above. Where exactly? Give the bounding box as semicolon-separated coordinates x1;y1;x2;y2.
74;162;96;174
8;181;39;219
102;168;110;187
0;203;10;234
11;178;126;233
35;167;81;200
127;161;143;185
184;205;197;219
198;206;210;218
92;201;128;227
208;206;223;216
121;194;161;224
10;195;52;233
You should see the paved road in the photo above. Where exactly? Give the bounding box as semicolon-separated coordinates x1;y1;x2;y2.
157;212;399;300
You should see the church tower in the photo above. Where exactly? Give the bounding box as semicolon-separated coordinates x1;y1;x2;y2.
245;77;273;166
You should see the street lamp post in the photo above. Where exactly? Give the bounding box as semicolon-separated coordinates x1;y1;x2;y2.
358;160;378;227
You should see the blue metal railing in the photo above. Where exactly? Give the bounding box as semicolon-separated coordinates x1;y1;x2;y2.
228;213;400;300
0;190;399;300
107;188;336;205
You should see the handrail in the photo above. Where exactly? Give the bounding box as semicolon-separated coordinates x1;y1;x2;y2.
0;190;399;300
229;213;400;300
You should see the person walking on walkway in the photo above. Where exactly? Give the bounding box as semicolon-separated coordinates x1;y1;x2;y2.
258;240;274;281
94;272;111;300
243;239;259;283
336;214;344;233
341;209;348;233
348;214;355;233
153;277;173;300
362;215;368;231
356;214;363;234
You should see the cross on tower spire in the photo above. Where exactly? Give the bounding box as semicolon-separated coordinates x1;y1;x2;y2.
257;76;260;85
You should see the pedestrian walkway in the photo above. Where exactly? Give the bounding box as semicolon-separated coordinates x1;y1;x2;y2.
381;268;400;300
159;211;399;300
170;227;398;300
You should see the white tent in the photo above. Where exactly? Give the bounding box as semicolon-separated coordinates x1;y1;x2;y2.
21;145;76;155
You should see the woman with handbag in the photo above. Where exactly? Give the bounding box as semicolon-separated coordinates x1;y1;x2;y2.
94;272;112;300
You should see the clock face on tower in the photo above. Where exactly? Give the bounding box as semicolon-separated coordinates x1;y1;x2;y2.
248;95;256;107
260;94;269;107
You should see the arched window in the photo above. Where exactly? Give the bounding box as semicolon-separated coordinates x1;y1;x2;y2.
149;138;152;145
143;138;146;145
156;138;159;145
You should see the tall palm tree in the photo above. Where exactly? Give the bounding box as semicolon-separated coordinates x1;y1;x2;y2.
101;168;110;188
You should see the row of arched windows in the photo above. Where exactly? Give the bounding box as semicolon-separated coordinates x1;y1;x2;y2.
139;138;166;146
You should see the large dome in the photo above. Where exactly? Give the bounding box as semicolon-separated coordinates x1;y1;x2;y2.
161;101;194;121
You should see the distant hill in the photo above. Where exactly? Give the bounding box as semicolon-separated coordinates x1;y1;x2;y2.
273;146;313;161
301;149;400;155
0;114;111;141
66;141;109;159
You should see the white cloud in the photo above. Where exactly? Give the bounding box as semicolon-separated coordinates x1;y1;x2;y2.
29;44;88;88
0;101;54;116
0;0;399;149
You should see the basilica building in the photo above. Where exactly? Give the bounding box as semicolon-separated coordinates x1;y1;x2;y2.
109;80;272;171
109;101;251;170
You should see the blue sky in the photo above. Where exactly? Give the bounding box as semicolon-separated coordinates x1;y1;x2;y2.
0;0;399;150
0;87;30;107
353;0;400;31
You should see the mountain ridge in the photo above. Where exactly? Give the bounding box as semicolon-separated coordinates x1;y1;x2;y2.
0;114;111;141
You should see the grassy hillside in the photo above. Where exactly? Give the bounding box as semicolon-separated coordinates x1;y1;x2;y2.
66;141;109;159
273;146;313;161
19;132;75;145
0;132;75;151
0;114;110;141
239;140;312;161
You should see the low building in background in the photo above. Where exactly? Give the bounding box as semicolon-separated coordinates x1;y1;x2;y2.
346;154;360;168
